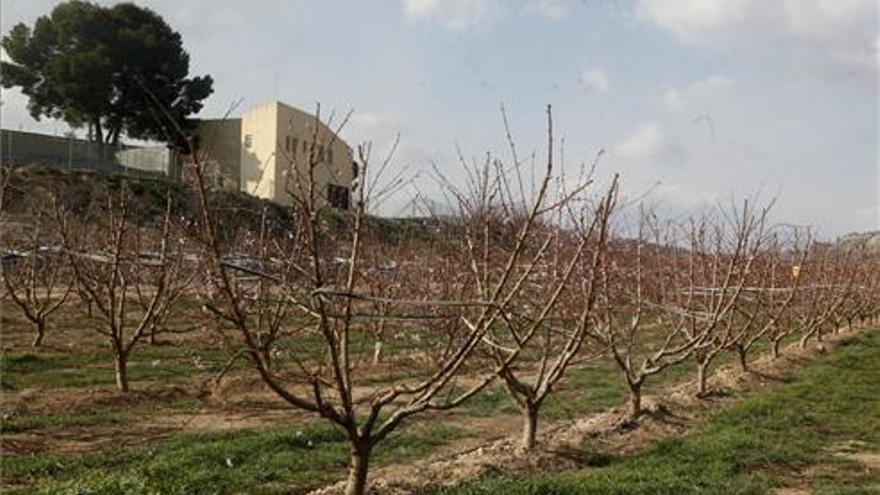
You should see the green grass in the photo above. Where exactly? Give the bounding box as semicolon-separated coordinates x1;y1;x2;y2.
0;395;205;434
0;409;127;434
460;354;697;423
443;330;880;495
0;345;232;390
2;420;462;495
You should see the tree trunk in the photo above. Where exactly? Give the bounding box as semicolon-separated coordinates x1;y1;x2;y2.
93;118;104;145
345;442;371;495
799;331;812;349
261;346;273;372
771;337;782;359
736;345;749;372
696;358;710;397
628;381;643;419
32;320;46;347
372;341;383;366
521;402;539;451
110;127;121;146
114;352;129;393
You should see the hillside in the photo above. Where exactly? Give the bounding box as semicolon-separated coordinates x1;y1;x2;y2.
0;165;438;245
1;164;294;241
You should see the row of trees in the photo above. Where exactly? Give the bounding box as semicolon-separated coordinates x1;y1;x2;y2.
2;111;879;495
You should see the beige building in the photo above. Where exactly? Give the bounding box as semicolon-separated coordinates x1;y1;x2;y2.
196;101;355;209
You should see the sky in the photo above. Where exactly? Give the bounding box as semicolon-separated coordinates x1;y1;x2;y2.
0;0;878;237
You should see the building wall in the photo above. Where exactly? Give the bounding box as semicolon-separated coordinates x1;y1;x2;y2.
240;102;280;200
196;119;242;189
272;102;354;208
193;101;355;209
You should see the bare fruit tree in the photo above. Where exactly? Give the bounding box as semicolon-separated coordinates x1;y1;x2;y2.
825;247;878;334
683;200;771;396
724;226;810;369
484;172;618;451
591;198;769;415
56;186;189;393
184;104;611;495
592;207;704;419
794;244;859;349
1;198;72;347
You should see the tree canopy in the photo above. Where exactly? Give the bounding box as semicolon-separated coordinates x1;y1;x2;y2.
1;1;213;150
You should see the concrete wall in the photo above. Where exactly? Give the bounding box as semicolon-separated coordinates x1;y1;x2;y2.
115;146;179;178
0;129;178;179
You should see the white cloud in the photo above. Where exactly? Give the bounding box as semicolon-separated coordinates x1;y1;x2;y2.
637;0;877;80
578;69;612;93
636;0;757;45
615;122;666;159
637;0;874;45
402;0;572;30
345;111;406;147
402;0;499;31
662;75;735;110
652;182;718;211
526;0;568;20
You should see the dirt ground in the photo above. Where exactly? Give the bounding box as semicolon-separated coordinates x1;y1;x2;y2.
1;302;875;494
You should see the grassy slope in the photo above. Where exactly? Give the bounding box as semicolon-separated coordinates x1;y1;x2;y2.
444;330;880;495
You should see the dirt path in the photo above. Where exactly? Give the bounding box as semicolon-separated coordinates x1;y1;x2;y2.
308;326;875;495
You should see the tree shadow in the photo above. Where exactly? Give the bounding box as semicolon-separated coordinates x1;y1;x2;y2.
551;444;617;467
747;369;791;383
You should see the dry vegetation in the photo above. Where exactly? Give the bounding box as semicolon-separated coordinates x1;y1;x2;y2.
1;108;879;495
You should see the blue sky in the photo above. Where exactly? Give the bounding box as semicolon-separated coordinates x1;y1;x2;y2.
1;0;877;236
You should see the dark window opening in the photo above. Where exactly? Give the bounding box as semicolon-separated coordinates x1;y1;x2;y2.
327;184;350;210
